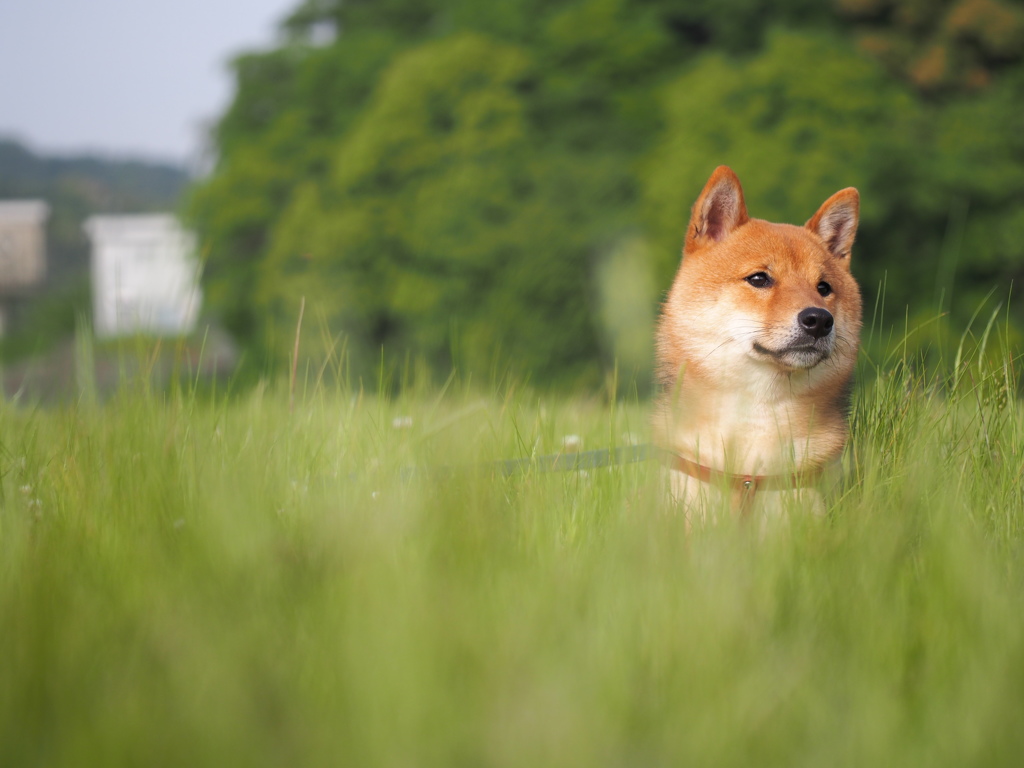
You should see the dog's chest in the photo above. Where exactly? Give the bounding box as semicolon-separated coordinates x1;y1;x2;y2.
662;390;816;474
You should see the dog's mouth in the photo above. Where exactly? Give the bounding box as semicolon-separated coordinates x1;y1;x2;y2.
753;341;829;368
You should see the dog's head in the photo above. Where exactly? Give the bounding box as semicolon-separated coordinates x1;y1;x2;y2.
660;166;863;387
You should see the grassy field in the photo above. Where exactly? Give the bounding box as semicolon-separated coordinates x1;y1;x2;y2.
2;339;1024;767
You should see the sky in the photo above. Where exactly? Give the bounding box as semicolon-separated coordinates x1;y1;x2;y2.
0;0;298;167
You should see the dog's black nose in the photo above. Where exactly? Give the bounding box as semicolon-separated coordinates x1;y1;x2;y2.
798;307;834;339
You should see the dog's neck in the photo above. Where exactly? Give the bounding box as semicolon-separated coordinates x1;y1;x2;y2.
654;366;848;477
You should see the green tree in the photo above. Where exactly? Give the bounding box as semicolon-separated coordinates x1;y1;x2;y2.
189;0;1024;385
836;0;1024;93
188;34;408;348
258;33;636;386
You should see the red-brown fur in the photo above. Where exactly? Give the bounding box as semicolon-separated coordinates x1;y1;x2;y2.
653;166;862;517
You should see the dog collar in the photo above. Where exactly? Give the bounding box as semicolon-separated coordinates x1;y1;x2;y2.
662;450;828;514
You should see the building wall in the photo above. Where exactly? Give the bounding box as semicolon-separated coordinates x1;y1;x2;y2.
85;215;202;338
0;201;48;292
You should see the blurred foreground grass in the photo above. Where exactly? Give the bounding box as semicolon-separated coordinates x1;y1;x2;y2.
2;345;1024;767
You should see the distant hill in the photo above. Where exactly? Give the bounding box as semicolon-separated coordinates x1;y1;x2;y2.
0;138;190;287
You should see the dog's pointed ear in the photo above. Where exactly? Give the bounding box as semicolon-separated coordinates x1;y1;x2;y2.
685;166;748;252
806;188;859;260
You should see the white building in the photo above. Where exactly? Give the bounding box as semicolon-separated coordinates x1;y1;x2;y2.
85;215;202;338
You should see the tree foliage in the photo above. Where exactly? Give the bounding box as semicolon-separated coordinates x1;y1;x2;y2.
189;0;1024;387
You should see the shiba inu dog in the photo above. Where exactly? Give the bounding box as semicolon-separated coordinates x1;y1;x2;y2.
653;166;862;521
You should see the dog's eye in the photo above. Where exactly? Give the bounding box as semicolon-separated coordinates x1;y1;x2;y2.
745;272;772;288
817;281;832;297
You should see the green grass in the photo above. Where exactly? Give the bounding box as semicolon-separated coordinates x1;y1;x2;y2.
2;343;1024;767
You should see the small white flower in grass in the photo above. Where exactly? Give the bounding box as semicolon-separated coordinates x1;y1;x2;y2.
392;416;413;429
371;491;380;500
19;484;32;495
562;435;582;452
